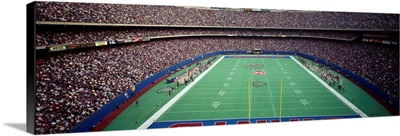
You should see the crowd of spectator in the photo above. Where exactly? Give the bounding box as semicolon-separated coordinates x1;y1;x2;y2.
35;1;399;30
299;57;343;89
36;26;361;46
35;38;213;134
34;1;399;132
36;37;398;134
166;57;214;84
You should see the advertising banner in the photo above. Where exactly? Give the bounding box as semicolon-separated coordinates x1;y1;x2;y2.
132;38;142;42
95;41;108;46
68;42;95;49
117;39;124;43
107;40;118;45
47;45;68;52
124;39;131;43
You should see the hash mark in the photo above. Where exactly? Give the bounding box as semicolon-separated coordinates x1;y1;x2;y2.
224;83;230;87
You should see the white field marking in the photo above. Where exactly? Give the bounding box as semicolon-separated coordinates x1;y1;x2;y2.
200;80;321;83
137;55;225;129
201;77;320;79
183;93;334;98
207;72;318;75
234;64;238;67
294;90;302;95
227;77;232;80
157;114;355;122
188;89;328;94
165;106;351;113
290;82;296;86
262;58;277;117
157;114;358;122
230;72;235;75
212;102;220;108
250;58;255;116
280;68;285;70
300;99;309;105
180;95;339;99
169;100;343;106
219;91;225;96
286;76;291;80
232;68;237;71
290;56;368;117
223;83;230;87
197;81;323;86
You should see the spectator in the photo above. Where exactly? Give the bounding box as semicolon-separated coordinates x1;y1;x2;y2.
36;38;398;134
36;26;362;46
35;1;399;30
34;2;399;134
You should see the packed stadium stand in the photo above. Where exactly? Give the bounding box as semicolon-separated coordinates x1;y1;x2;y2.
35;1;399;29
34;1;399;134
36;26;363;46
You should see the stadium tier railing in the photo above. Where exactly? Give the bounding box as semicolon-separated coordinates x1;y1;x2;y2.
36;34;353;51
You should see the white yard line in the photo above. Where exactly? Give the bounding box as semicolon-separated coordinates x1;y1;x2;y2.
262;58;278;117
166;100;348;106
191;83;322;85
203;76;321;79
290;56;368;117
250;58;254;116
187;89;331;93
165;106;351;113
137;55;225;129
156;114;359;122
180;95;348;99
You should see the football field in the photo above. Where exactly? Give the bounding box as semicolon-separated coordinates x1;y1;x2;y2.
104;55;390;130
159;56;357;118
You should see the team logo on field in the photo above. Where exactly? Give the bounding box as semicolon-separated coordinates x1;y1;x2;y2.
156;86;174;94
253;81;267;87
252;70;266;75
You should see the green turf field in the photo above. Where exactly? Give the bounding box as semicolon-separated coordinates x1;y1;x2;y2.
104;55;391;130
298;57;391;117
157;56;357;120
